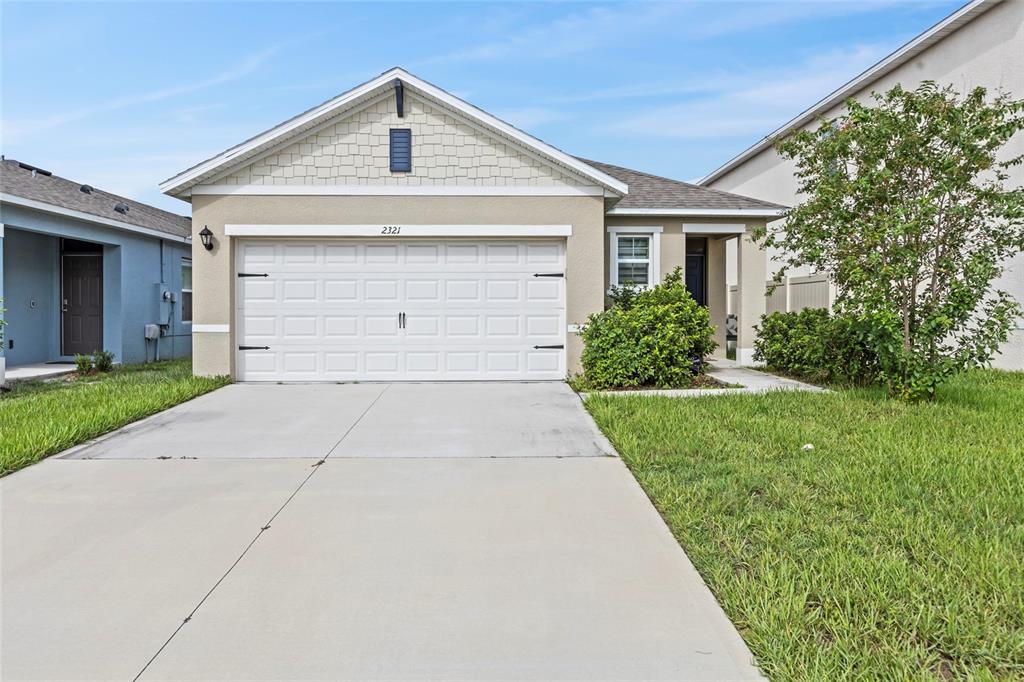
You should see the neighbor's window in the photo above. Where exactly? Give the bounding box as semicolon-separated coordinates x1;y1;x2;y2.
390;129;412;172
181;259;193;323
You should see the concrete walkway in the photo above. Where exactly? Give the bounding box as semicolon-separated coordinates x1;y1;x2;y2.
2;362;76;384
2;382;764;681
587;360;824;398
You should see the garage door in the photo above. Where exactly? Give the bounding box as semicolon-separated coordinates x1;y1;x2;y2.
235;240;566;381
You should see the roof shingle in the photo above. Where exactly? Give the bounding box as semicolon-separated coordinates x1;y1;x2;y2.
0;159;191;239
580;158;787;212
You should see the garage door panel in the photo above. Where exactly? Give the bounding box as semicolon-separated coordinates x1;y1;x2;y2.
324;316;358;337
237;239;565;381
324;280;358;301
364;315;401;337
364;279;400;302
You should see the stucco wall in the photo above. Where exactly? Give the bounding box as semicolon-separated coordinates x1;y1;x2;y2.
218;93;582;188
0;205;192;365
708;0;1024;369
2;228;58;365
189;194;605;378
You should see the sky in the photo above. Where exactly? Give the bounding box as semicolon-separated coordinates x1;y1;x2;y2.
1;0;965;213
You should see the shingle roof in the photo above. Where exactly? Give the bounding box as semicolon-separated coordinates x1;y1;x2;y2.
579;158;787;212
0;159;191;239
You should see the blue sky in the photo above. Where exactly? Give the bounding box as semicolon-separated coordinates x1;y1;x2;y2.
1;1;963;213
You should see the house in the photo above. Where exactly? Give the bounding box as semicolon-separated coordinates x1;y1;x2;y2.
701;0;1024;370
160;68;784;382
0;159;193;380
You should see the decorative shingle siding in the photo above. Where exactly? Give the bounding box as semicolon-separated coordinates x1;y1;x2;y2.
220;94;583;187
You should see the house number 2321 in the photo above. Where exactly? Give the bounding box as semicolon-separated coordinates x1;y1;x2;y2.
380;225;401;235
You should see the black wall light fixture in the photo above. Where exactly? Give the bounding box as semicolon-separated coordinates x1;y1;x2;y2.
199;226;215;251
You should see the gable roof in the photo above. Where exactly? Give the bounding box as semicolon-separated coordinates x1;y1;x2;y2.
161;67;628;197
582;158;786;216
699;0;1002;185
1;159;191;240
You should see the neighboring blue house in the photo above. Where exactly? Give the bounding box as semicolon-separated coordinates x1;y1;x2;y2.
0;158;193;378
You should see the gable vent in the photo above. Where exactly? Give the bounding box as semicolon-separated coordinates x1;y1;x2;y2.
390;129;412;173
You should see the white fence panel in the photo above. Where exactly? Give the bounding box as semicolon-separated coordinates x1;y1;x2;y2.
728;274;830;316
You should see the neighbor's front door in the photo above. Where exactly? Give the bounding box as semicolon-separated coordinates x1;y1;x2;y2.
61;253;104;356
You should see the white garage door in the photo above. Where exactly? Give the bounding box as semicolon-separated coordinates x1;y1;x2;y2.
235;239;566;381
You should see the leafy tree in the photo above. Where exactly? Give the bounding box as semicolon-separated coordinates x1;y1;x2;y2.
762;82;1024;399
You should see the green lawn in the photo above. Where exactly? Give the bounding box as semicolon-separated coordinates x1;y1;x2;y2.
1;359;229;476
585;370;1024;681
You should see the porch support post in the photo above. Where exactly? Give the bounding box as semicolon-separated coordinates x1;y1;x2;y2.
707;236;727;359
679;229;686;283
736;229;767;365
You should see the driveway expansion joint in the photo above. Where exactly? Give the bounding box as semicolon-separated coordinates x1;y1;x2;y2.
132;384;391;681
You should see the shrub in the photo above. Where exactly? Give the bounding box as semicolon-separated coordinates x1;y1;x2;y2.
580;268;717;389
754;309;879;386
92;350;115;373
74;354;94;374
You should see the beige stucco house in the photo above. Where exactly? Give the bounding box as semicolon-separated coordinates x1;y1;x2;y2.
161;68;783;381
703;0;1024;370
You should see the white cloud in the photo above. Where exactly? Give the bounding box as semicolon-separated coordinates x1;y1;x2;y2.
419;3;687;65
3;47;280;141
419;0;926;67
492;107;569;130
601;42;896;139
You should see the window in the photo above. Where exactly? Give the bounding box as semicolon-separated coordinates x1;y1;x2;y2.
608;227;661;290
390;129;412;172
181;259;193;323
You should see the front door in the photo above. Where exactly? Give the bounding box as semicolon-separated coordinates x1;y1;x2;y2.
685;237;707;306
61;246;104;356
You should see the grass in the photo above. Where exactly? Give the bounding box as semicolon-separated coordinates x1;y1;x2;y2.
584;370;1024;681
0;358;229;476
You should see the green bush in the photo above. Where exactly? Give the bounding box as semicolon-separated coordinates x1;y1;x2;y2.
74;354;94;374
579;268;717;389
754;309;879;386
92;350;115;373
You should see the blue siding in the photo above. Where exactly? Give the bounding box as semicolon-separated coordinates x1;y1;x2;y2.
0;204;193;367
1;229;59;365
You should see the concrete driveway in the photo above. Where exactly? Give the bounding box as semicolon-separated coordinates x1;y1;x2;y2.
2;383;762;681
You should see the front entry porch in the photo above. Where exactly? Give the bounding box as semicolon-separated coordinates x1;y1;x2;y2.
1;227;112;371
607;219;767;365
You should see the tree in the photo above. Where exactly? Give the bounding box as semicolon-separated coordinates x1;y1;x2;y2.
762;82;1024;400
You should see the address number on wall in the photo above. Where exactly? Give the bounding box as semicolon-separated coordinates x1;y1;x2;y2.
380;225;402;235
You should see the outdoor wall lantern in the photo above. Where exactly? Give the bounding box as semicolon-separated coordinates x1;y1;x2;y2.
199;226;215;251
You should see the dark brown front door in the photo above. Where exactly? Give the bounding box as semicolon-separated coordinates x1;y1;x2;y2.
62;252;104;356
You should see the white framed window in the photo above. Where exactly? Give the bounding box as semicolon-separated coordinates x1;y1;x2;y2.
608;226;662;290
181;258;193;323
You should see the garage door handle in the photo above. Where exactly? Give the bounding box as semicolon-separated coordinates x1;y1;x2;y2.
533;273;564;278
237;272;269;278
238;345;270;351
533;345;564;349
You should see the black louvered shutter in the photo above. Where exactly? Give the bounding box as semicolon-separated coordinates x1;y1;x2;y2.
390;129;412;172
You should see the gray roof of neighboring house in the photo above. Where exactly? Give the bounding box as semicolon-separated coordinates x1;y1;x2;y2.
699;0;1001;185
0;158;191;239
580;158;787;212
